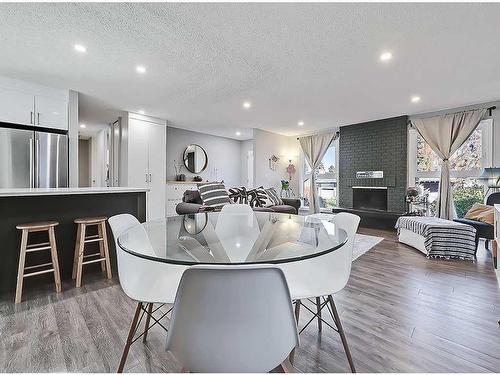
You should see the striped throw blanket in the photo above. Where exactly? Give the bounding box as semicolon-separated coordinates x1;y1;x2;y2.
395;216;476;260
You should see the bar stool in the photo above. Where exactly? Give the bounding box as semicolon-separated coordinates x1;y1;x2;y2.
72;216;112;287
15;221;61;304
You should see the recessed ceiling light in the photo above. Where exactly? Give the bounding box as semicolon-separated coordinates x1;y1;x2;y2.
380;52;393;62
411;95;421;103
138;110;145;115
74;44;87;53
236;131;241;136
242;101;251;109
80;124;86;129
298;121;305;126
136;65;147;74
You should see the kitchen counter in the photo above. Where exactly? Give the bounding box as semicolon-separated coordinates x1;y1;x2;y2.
0;187;148;197
0;188;147;295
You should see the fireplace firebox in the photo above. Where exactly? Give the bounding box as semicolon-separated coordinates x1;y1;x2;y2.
352;187;388;211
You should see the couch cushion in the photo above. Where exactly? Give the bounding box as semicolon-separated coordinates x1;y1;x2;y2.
197;182;230;208
265;187;283;206
453;218;494;239
228;186;248;204
464;203;494;225
183;190;202;204
252;206;275;213
270;205;297;214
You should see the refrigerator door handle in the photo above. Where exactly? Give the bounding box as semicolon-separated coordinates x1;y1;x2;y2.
35;138;39;188
30;111;34;125
29;138;34;188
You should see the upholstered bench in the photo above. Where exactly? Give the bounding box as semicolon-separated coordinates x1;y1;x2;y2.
395;216;477;260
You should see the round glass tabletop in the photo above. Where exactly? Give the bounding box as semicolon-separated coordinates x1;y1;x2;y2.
118;211;347;266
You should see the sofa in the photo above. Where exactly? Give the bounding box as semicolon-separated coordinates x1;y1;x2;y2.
176;189;301;215
453;192;500;254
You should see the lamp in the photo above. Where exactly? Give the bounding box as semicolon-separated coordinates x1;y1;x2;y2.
478;167;500;195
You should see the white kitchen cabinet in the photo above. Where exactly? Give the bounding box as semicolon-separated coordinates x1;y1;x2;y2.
0;87;34;126
0;77;69;130
126;115;166;220
34;95;68;130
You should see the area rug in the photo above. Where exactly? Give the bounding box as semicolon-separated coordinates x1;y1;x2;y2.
352;233;384;260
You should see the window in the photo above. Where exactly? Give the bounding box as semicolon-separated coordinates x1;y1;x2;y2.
408;119;493;217
301;141;338;210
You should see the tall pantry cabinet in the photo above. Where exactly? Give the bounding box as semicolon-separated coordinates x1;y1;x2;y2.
122;113;166;220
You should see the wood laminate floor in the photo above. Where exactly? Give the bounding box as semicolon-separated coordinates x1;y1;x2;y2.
1;228;499;373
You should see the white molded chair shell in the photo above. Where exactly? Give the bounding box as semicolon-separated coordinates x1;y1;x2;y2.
280;212;360;300
165;265;299;373
108;214;186;304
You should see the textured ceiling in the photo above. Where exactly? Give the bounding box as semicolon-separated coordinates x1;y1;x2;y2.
1;3;500;139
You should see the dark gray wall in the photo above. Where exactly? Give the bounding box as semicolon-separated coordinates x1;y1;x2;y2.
339;115;408;213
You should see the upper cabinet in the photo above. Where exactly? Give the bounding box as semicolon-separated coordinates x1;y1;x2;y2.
0;76;69;131
0;88;34;126
34;95;68;130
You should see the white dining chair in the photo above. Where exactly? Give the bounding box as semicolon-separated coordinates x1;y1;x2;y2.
283;212;360;372
108;214;187;372
165;265;299;373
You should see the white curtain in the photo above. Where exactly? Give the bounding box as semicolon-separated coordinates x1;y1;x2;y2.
411;108;486;219
299;132;337;213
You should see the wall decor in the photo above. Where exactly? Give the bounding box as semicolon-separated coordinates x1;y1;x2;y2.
269;154;279;171
286;160;296;180
183;144;208;173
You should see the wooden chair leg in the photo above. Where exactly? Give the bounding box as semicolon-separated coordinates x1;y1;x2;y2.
48;227;62;293
75;224;86;288
72;224;81;279
143;303;153;343
328;295;356;373
15;230;29;304
117;302;143;373
97;223;106;272
289;300;301;364
100;221;112;279
316;297;322;332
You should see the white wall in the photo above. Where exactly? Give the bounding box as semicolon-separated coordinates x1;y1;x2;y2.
253;129;300;192
90;128;108;187
240;139;254;187
166;126;243;187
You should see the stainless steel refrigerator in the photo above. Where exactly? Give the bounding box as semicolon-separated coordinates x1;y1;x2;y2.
0;127;68;188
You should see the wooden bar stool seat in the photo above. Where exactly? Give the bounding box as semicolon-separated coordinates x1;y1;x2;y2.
72;216;112;287
15;221;61;304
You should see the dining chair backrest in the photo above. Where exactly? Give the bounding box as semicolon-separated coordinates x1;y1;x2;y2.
281;212;360;300
108;214;186;304
165;265;299;373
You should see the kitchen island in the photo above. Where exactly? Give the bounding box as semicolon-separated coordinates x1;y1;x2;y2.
0;187;147;294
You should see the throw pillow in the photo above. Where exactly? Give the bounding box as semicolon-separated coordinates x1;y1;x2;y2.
464;203;494;225
228;186;248;204
247;187;269;207
265;187;283;206
197;182;230;208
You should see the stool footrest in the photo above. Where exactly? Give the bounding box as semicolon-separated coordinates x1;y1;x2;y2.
83;253;103;259
84;237;104;244
25;262;54;271
26;245;53;253
27;241;50;249
82;257;106;265
24;268;56;278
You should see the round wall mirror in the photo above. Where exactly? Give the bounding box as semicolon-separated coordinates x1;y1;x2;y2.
183;144;208;173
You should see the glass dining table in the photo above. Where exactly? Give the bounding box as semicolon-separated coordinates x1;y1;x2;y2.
117;210;347;301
